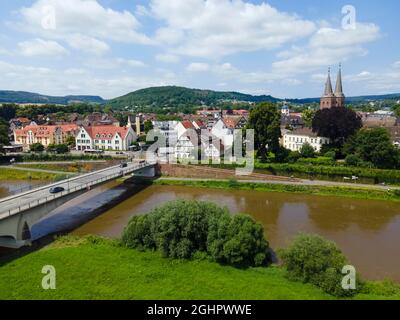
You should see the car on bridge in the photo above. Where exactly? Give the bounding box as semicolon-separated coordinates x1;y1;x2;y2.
120;162;128;168
49;186;65;194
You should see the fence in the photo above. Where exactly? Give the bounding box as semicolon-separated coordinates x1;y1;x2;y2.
0;162;151;219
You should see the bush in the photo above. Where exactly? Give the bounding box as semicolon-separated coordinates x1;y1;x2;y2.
299;143;315;158
208;214;269;267
324;151;336;160
345;154;361;166
287;151;301;163
279;233;360;297
30;143;45;152
122;200;270;267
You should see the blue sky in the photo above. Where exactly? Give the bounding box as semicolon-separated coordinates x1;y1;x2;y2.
0;0;399;99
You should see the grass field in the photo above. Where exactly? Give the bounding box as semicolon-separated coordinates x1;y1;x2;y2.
0;236;399;300
0;167;61;181
154;179;400;202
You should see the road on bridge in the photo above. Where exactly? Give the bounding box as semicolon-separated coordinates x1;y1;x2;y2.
0;161;150;220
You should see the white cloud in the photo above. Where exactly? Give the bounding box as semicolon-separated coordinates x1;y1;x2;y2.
117;58;146;68
66;34;110;55
186;62;210;72
155;53;180;64
0;60;179;99
18;38;68;57
393;61;400;69
150;0;316;58
19;0;152;45
273;23;381;74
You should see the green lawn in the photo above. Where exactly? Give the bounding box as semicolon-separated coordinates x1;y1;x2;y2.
154;179;400;202
1;236;399;300
0;167;61;181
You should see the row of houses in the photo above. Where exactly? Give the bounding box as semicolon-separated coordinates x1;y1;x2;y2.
152;116;248;161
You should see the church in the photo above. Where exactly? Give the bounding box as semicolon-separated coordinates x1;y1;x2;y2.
320;65;345;110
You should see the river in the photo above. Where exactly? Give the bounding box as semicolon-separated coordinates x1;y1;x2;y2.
69;183;400;282
3;180;400;281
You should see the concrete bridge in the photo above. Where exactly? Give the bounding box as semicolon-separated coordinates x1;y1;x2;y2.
0;161;156;248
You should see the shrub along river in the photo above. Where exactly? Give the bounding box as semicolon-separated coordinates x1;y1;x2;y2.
2;180;400;282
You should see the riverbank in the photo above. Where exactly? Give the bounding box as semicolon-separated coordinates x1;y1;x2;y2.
0;236;398;300
154;178;400;202
0;167;64;181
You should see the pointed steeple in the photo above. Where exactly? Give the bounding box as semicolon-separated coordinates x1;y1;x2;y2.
324;67;334;96
335;63;344;97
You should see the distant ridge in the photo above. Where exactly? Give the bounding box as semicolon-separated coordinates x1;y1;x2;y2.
1;87;399;107
107;86;279;109
0;90;105;104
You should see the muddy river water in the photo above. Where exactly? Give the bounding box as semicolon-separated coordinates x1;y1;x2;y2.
2;180;400;281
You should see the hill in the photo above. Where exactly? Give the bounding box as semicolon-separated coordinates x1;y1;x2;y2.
0;91;105;105
107;86;280;109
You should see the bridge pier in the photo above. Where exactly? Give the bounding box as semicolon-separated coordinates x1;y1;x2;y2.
0;189;86;248
0;163;156;248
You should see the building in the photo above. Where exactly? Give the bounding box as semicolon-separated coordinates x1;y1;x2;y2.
200;132;224;161
152;121;180;160
283;128;330;152
211;116;247;148
82;112;120;127
320;65;345;110
281;105;290;116
175;133;199;160
75;125;135;151
14;123;78;151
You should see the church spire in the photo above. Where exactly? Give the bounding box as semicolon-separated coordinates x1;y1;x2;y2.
335;63;344;97
324;67;334;96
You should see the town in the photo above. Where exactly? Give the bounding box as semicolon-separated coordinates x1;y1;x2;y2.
1;66;399;172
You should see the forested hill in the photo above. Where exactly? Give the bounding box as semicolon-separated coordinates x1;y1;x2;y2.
0;91;105;104
107;86;280;109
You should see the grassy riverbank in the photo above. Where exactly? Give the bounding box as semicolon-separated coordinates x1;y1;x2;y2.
0;236;398;300
154;179;400;202
0;167;63;181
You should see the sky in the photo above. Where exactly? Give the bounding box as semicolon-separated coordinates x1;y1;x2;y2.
0;0;399;99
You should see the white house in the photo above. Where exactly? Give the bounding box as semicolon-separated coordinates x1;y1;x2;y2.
283;128;330;152
211;116;247;148
75;125;135;151
152;121;179;161
175;134;199;160
200;133;224;161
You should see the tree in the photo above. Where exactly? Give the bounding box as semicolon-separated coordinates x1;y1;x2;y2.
247;102;281;160
344;128;400;169
0;119;9;146
279;233;360;297
65;135;76;148
302;109;316;128
144;120;153;134
122;200;269;267
30;143;44;152
299;143;315;158
0;104;17;121
312;107;362;147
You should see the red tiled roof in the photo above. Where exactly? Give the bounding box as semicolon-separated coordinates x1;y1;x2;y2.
84;126;129;140
181;120;195;129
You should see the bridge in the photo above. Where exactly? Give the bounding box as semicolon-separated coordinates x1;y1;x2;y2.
0;161;156;248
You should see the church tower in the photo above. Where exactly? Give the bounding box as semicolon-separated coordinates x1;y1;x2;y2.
320;65;345;110
320;68;336;109
334;64;345;108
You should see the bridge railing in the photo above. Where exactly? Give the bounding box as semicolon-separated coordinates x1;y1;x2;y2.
0;161;152;205
0;162;152;219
